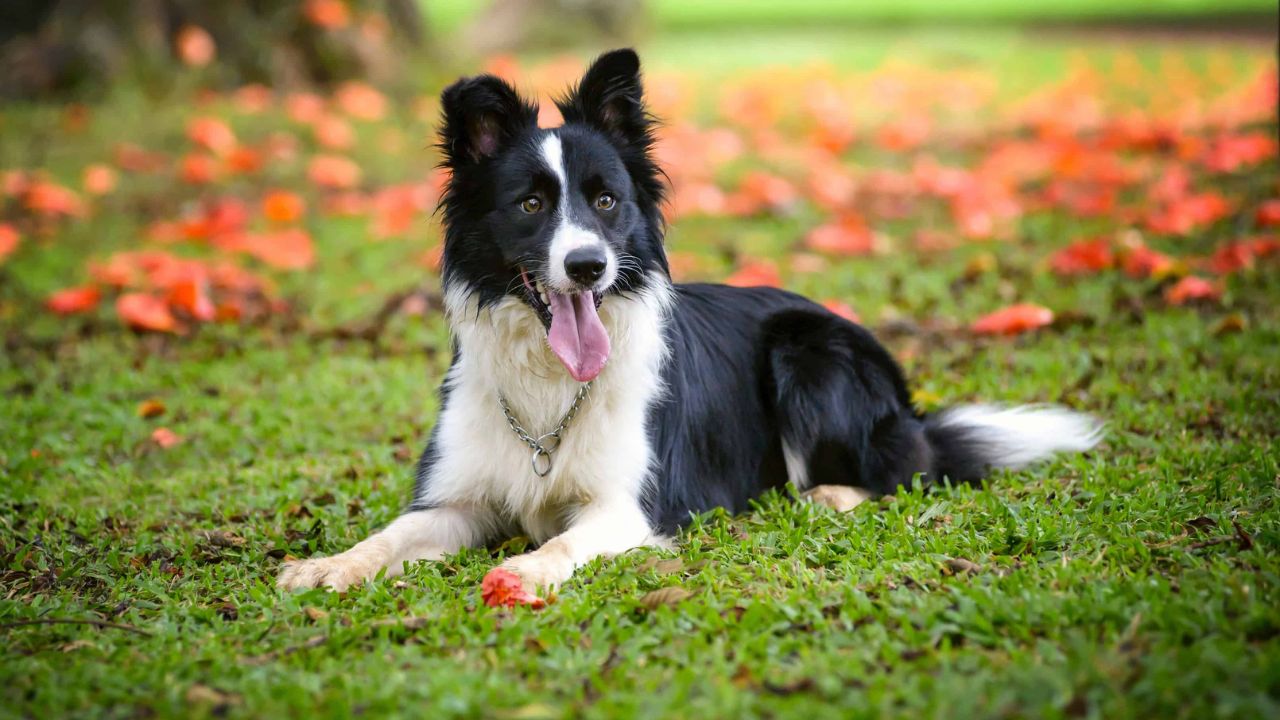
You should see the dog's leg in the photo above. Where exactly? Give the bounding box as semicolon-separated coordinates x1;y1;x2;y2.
803;485;872;512
498;498;654;593
278;505;489;591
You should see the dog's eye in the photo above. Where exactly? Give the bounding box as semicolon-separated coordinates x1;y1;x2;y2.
595;192;617;211
519;196;543;214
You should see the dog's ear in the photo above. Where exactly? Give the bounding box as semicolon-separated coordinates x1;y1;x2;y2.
438;75;538;166
557;49;649;145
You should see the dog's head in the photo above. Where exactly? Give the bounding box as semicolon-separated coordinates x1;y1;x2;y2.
436;49;667;383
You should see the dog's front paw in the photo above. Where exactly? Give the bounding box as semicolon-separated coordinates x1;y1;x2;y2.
498;549;575;594
277;552;381;592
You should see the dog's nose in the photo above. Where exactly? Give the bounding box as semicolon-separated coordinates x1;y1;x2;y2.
564;246;607;285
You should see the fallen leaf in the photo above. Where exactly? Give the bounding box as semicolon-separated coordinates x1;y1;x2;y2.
1050;237;1113;276
971;303;1054;336
1212;313;1247;336
638;586;693;610
175;25;216;67
136;399;167;419
821;299;861;323
185;684;240;708
187;117;237;155
944;558;981;575
0;223;19;264
151;427;182;449
82;164;118;195
1164;276;1221;305
806;214;876;256
724;259;781;288
480;568;545;609
46;286;101;315
304;0;351;29
262;190;306;223
117;293;179;332
304;607;329;621
308;155;362;189
198;530;245;547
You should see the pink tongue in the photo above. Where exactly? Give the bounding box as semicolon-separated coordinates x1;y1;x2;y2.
547;291;610;382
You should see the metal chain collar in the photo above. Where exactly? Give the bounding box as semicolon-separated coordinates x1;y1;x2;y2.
499;381;593;477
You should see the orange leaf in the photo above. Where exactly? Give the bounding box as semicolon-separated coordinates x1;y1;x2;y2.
24;180;85;217
167;277;216;322
175;25;215;67
971;304;1055;336
180;153;219;184
821;300;861;324
0;223;19;264
1164;276;1221;305
224;146;263;175
480;568;545;609
1049;238;1113;276
262;190;306;223
137;399;167;419
46;286;101;315
187;117;237;156
244;229;316;270
724;259;781;288
307;155;361;189
150;427;182;449
334;82;388;122
313;115;355;150
82;164;118;195
303;0;351;29
116;293;178;333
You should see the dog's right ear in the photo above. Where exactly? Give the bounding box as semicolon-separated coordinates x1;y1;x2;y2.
438;76;538;167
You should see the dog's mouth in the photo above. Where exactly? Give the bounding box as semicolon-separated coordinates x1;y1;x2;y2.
519;267;611;383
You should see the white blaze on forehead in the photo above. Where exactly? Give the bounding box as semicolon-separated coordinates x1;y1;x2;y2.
539;133;617;292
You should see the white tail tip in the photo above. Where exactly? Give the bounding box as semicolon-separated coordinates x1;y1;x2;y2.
934;404;1104;469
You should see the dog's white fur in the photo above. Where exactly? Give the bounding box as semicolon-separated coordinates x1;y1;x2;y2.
932;404;1104;469
279;273;673;593
541;134;617;294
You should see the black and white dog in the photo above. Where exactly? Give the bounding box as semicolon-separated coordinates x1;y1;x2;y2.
278;49;1102;594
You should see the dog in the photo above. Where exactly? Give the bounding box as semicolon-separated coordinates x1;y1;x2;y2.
278;49;1102;594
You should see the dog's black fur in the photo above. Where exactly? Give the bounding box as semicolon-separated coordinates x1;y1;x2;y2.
419;48;1016;534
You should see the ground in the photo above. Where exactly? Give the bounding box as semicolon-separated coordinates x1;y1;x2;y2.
2;23;1279;720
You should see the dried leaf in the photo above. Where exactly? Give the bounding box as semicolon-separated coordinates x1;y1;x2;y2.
944;558;981;575
638;586;693;610
304;607;329;621
971;304;1054;336
136;399;167;419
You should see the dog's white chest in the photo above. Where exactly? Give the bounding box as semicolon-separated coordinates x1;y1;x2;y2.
419;285;671;542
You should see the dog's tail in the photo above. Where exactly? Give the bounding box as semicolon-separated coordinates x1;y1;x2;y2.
922;404;1104;485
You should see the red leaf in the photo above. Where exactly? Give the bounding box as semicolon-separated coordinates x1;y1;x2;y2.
1121;244;1176;279
806;214;876;256
481;568;545;609
1256;200;1280;227
116;293;178;333
82;164;118;195
303;0;351;29
24;180;85;217
1164;276;1221;305
821;300;861;324
1050;237;1113;276
46;286;101;315
1207;244;1254;275
971;304;1055;336
724;259;781;288
0;223;19;264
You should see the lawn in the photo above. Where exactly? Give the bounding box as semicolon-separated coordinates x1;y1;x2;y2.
2;25;1279;720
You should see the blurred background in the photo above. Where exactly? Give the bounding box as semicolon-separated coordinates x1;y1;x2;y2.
0;0;1275;340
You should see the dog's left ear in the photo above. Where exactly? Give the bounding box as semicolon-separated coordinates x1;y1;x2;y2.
557;49;649;145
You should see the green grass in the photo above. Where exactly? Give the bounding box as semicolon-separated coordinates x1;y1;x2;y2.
422;0;1279;35
3;29;1280;720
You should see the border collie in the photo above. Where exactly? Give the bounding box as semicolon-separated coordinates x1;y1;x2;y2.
278;49;1102;594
